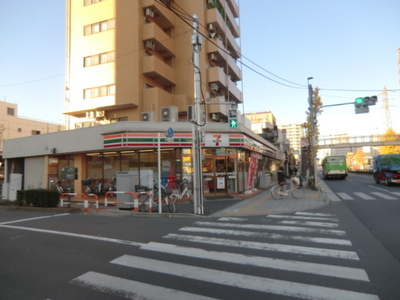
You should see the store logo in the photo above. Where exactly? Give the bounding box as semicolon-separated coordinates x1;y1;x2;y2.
212;134;222;146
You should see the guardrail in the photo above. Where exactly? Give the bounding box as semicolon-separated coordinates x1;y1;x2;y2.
59;191;155;213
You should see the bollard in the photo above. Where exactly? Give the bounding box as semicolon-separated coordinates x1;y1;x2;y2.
84;200;89;212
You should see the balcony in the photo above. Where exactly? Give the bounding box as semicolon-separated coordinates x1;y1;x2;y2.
143;23;174;58
206;9;240;57
142;55;175;86
207;96;228;116
207;40;242;82
141;0;174;30
142;87;173;114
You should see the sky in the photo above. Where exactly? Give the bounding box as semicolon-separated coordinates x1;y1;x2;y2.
0;0;399;139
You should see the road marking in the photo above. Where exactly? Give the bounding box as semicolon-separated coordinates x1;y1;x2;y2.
111;255;378;300
0;213;70;225
337;193;354;200
72;271;218;300
0;225;145;247
164;234;359;260
267;215;339;222
278;221;340;228
141;242;369;281
354;193;375;200
295;212;336;217
179;227;352;246
194;221;346;236
217;217;247;222
371;192;397;200
368;185;388;192
390;192;400;197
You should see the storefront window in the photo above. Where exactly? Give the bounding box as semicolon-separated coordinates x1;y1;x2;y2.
103;152;120;187
58;155;75;192
121;151;139;172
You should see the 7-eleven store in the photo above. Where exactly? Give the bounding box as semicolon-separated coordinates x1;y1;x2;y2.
2;122;281;199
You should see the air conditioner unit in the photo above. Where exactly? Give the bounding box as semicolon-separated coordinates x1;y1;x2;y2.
95;110;105;117
210;82;219;91
188;106;206;123
86;111;95;119
145;7;154;18
161;106;178;122
208;24;215;32
211;113;219;121
210;53;217;61
141;111;154;121
219;89;226;96
208;0;215;5
145;40;155;50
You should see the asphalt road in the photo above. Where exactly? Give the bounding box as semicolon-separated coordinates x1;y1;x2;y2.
1;201;400;299
320;172;400;262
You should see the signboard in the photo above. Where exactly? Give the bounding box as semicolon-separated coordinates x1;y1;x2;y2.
217;177;225;189
166;127;174;138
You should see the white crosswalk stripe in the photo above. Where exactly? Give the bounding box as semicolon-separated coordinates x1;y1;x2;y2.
334;190;400;201
371;192;397;200
71;212;379;300
338;192;354;200
354;192;375;200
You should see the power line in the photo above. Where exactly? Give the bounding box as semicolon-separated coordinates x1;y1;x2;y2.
0;74;64;88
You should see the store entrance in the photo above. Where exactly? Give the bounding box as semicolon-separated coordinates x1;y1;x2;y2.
202;149;236;195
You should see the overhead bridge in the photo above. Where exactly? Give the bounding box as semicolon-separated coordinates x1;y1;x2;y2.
318;134;400;149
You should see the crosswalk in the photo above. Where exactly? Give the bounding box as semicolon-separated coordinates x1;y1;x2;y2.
336;190;400;201
71;212;380;300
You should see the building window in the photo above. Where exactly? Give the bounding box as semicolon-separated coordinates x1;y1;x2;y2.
84;51;115;67
84;0;106;6
31;130;41;135
110;117;128;123
83;84;115;99
84;19;115;36
7;107;15;116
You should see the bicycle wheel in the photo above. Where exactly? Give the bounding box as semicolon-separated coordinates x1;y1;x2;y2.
271;184;284;200
187;190;193;203
291;185;305;199
165;196;176;213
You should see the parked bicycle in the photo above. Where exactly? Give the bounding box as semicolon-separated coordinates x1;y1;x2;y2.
271;176;304;200
170;179;193;203
138;181;176;213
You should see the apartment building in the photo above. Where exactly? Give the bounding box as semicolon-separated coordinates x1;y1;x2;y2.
278;123;304;152
65;0;242;129
0;101;65;178
3;0;283;199
244;111;276;134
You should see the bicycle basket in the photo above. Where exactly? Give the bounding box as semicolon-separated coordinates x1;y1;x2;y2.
291;177;300;185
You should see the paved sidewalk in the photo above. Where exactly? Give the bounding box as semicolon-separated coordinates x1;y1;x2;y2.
0;184;329;218
209;186;329;217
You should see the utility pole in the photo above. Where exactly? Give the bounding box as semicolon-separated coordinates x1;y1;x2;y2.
191;14;204;215
308;77;318;190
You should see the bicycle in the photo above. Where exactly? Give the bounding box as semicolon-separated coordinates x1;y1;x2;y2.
138;182;176;213
170;180;193;203
271;177;304;200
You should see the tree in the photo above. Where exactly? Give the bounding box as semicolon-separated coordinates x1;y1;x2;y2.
302;87;323;188
353;148;365;165
380;128;400;154
302;87;323;146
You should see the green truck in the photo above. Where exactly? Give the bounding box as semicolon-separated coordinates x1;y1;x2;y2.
373;154;400;186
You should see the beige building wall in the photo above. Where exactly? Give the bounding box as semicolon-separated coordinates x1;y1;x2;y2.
0;101;65;153
65;0;242;129
278;123;304;152
244;111;276;134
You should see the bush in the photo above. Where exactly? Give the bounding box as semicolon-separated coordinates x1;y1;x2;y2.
16;189;60;207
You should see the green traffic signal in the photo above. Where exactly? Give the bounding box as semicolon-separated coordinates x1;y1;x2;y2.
229;119;238;128
355;97;364;104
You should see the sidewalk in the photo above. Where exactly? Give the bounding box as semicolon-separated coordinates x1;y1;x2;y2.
94;184;329;218
1;184;329;218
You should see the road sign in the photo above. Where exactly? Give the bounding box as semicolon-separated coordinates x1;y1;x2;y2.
166;127;174;138
355;106;369;114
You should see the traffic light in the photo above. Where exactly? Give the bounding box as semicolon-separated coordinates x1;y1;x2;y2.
354;95;378;108
354;95;378;114
228;109;238;128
